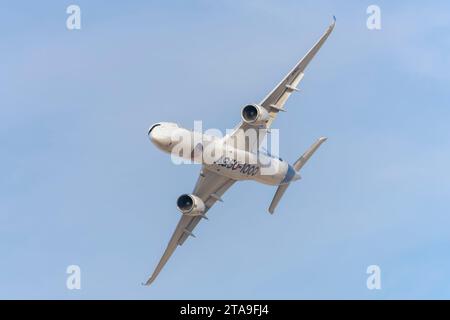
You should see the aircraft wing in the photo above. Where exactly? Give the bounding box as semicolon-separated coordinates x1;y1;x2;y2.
226;17;335;152
144;168;235;285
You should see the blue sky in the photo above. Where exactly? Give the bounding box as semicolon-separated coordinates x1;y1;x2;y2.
1;0;450;299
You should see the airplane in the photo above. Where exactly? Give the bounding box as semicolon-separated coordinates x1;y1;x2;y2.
145;17;336;285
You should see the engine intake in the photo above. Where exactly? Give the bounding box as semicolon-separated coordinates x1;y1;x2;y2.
176;194;205;216
241;104;270;125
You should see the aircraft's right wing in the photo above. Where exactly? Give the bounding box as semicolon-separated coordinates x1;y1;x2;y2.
226;17;336;153
258;16;336;126
144;168;235;285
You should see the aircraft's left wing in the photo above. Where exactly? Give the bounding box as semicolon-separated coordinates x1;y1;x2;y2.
144;168;235;285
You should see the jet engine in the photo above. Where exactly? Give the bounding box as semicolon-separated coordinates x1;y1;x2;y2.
241;104;270;125
176;194;205;216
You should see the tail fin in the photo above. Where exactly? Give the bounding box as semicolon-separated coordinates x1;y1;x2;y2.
268;137;327;214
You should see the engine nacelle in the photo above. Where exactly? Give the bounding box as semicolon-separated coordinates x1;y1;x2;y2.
241;104;270;125
176;194;205;216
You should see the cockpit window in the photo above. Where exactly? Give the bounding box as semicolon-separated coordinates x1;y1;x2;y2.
148;123;161;135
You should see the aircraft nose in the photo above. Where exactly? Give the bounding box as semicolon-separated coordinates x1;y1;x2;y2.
148;124;171;148
148;124;160;142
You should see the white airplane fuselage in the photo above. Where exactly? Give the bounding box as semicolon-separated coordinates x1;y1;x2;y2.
148;122;299;186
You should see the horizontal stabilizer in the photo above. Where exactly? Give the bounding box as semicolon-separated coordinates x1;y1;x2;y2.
293;137;327;171
268;184;289;214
